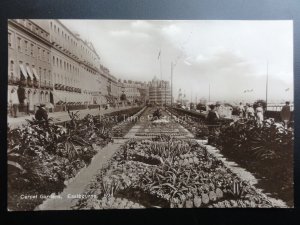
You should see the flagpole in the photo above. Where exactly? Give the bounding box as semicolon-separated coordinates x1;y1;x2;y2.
158;49;162;80
165;81;166;108
209;84;210;102
171;62;173;108
266;61;269;109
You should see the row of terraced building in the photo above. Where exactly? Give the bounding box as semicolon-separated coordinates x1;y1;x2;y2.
7;19;149;116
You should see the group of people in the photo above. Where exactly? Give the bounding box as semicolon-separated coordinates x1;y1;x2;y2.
237;102;263;124
8;86;32;118
237;101;292;128
207;101;292;129
205;101;292;144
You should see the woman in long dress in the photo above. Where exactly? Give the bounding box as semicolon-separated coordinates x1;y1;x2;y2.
255;103;264;125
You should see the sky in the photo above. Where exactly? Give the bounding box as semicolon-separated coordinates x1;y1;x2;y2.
61;20;293;103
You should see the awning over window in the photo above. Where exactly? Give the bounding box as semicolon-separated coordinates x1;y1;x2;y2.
32;68;39;81
19;64;28;78
26;66;34;79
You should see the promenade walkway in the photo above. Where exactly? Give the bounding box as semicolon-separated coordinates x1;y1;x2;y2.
7;106;132;129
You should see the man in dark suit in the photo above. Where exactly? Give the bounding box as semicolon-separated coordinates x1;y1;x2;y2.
35;104;48;121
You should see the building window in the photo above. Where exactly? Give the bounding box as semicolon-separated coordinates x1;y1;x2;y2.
37;47;40;59
28;22;32;30
30;43;34;57
47;52;50;62
24;40;28;54
42;50;45;60
8;32;12;48
44;69;47;83
39;67;42;82
17;37;21;52
53;56;55;65
10;60;14;79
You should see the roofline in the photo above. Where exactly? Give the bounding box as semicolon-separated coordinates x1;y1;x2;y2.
56;19;100;59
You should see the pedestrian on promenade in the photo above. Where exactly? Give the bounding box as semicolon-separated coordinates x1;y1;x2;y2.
24;97;29;115
35;104;48;122
28;94;34;114
281;101;291;129
206;104;220;145
238;102;244;118
246;104;255;119
255;103;264;126
9;87;19;118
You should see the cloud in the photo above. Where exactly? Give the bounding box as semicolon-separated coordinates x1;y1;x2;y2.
59;19;293;102
131;20;153;30
109;30;150;39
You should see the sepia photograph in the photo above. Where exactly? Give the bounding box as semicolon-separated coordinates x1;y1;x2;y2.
7;19;294;211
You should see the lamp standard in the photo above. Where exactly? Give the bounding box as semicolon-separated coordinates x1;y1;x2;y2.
171;62;174;108
266;61;269;109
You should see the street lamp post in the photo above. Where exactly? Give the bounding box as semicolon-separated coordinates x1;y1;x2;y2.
171;62;173;108
266;61;269;109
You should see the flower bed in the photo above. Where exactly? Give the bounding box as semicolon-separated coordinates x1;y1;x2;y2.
7;107;144;211
166;108;294;206
135;108;188;137
210;118;294;206
74;136;276;209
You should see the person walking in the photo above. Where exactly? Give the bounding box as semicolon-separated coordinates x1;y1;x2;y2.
28;93;34;114
9;87;19;118
255;103;264;125
35;104;48;122
206;104;219;145
246;104;255;119
24;97;29;115
238;102;244;118
281;101;291;129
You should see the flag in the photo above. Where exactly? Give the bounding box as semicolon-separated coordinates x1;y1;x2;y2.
158;49;161;60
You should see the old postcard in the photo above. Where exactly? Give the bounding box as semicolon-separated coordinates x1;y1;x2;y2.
7;19;293;210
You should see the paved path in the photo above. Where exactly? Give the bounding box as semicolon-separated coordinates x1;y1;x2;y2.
35;140;126;211
8;106;131;129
